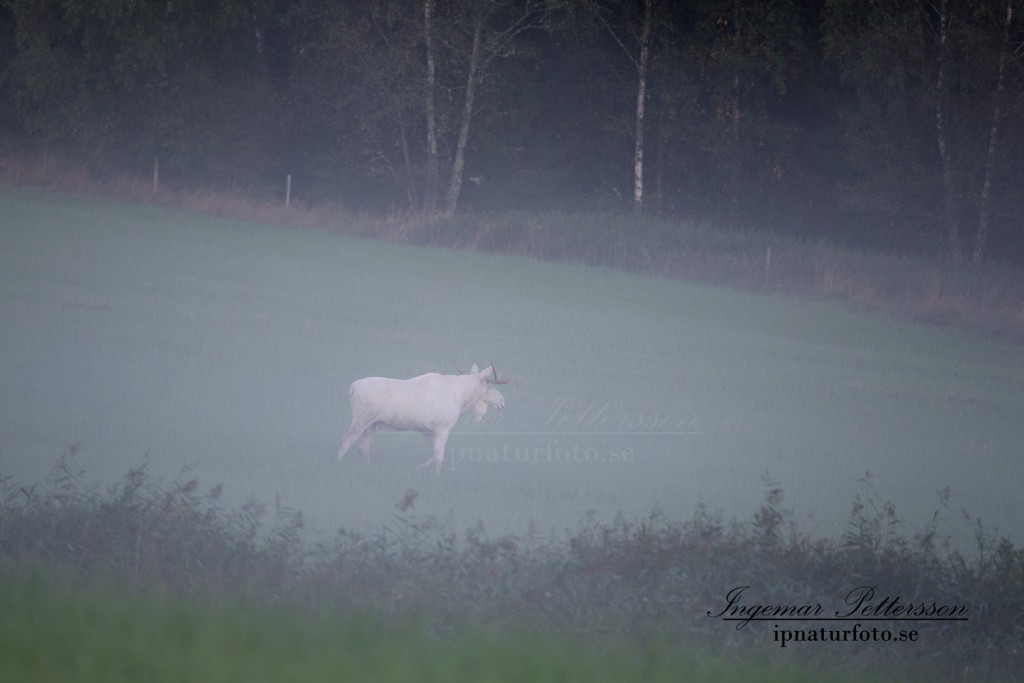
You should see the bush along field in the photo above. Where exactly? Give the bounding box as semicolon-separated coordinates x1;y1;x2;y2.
1;454;1021;682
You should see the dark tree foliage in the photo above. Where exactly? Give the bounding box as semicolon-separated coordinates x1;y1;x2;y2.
825;0;1024;257
2;0;285;188
1;0;1022;260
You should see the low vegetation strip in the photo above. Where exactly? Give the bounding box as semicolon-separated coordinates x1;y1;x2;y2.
404;210;1024;343
1;455;1020;682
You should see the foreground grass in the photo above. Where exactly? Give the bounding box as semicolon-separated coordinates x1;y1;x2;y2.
0;577;870;683
2;457;1020;682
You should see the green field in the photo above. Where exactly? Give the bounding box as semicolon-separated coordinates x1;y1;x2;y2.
1;184;1022;546
0;577;881;683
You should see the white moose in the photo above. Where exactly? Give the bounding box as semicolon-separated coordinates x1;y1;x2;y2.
338;363;508;471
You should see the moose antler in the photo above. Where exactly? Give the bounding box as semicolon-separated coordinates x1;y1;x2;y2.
489;361;509;384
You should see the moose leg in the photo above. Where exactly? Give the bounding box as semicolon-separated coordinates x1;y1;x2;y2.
418;430;437;469
428;429;451;472
356;424;376;461
338;418;371;460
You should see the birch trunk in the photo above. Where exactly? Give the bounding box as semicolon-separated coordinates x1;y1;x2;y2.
632;0;653;212
934;0;960;260
423;0;439;213
445;14;483;215
973;0;1014;264
396;105;418;209
595;0;657;213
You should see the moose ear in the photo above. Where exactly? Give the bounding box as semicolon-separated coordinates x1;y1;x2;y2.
470;364;480;374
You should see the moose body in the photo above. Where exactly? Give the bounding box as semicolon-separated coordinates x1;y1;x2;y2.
338;364;507;471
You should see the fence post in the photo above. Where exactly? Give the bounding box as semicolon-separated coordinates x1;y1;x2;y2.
285;174;292;208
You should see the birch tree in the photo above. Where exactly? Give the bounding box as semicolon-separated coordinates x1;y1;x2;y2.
423;0;440;212
973;0;1015;263
934;0;960;260
439;0;549;214
590;0;659;213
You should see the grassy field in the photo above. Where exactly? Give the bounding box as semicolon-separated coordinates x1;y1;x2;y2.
1;183;1022;548
0;577;884;683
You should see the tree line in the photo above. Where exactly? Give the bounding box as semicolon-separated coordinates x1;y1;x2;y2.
0;0;1021;262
